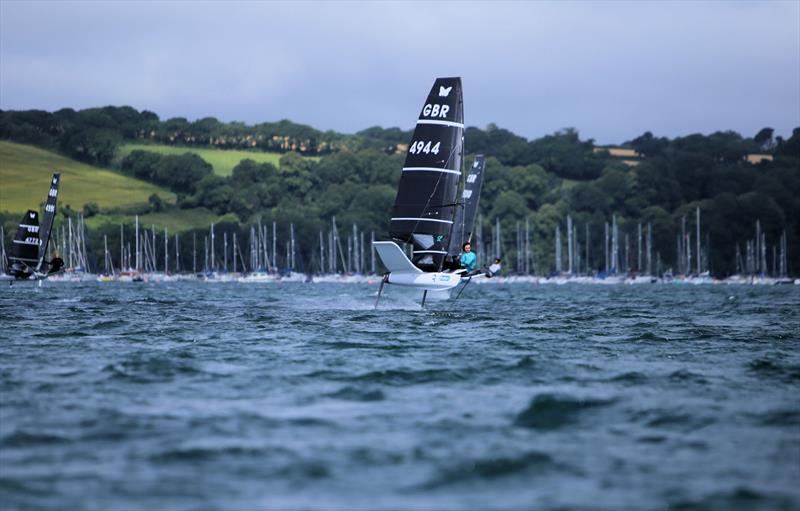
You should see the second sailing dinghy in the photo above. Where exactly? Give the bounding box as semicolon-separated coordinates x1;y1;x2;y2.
373;77;487;306
2;173;63;284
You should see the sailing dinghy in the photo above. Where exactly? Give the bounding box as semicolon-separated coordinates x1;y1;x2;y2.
372;78;487;306
2;173;63;284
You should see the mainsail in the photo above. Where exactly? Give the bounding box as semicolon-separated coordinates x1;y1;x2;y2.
36;173;60;272
447;154;486;257
389;77;464;272
8;210;41;275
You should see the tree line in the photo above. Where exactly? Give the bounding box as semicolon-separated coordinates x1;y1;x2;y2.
1;105;798;276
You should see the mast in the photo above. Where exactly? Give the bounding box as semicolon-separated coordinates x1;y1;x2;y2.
175;233;180;273
696;207;701;274
555;225;562;274
647;222;653;275
614;215;620;273
233;233;237;273
272;221;277;271
224;231;228;272
210;223;215;272
164;227;168;275
604;221;609;273
495;217;501;260
585;223;590;275
526;217;531;275
192;232;196;274
567;215;573;275
371;231;376;274
120;224;124;271
291;223;296;271
637;222;642;272
135;215;140;272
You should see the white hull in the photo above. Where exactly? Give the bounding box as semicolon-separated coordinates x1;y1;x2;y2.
387;271;461;291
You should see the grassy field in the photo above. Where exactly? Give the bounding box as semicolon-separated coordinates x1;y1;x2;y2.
84;208;238;233
117;143;318;176
0;141;175;213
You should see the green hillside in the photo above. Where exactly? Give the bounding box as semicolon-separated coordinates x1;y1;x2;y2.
0;141;174;213
117;143;318;176
85;208;238;233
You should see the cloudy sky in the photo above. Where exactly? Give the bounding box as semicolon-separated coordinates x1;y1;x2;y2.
1;1;798;144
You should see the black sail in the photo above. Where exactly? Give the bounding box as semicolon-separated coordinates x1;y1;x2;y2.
447;154;486;257
390;77;464;272
37;172;60;271
8;210;40;276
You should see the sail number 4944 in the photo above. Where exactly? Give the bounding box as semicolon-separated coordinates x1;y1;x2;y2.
408;140;441;155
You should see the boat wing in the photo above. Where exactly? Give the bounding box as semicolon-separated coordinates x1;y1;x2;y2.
373;241;422;274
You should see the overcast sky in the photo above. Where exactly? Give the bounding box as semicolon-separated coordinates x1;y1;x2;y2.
1;1;798;144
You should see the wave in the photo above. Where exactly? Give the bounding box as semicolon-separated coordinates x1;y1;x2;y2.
0;430;70;447
643;410;716;432
668;369;709;384
514;393;616;430
150;443;290;462
757;409;800;427
667;486;795;511
625;332;671;343
351;368;467;385
608;371;649;384
418;451;564;489
748;358;800;383
324;385;385;402
102;353;201;382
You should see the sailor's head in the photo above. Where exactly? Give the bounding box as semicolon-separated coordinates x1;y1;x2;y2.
494;258;501;263
462;242;472;252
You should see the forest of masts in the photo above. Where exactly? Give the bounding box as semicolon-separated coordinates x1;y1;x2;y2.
1;209;789;279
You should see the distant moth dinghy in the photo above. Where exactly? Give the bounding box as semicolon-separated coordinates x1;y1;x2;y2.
2;173;63;285
373;77;488;307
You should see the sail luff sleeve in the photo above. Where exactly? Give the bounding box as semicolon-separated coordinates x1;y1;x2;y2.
389;77;464;272
447;155;486;256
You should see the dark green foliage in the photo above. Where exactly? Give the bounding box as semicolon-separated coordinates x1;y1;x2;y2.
2;104;798;276
153;153;213;194
82;202;100;218
121;150;162;180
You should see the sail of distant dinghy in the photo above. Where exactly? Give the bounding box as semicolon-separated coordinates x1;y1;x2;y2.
389;77;464;272
36;173;60;272
8;211;41;273
447;154;486;258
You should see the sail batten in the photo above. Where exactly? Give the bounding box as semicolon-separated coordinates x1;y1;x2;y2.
389;77;464;272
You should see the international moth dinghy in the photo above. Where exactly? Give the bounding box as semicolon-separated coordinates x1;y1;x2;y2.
372;77;491;307
2;173;63;285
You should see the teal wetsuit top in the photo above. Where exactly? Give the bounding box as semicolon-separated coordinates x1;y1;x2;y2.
460;251;477;272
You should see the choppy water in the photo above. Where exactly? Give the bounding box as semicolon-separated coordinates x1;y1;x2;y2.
1;282;798;511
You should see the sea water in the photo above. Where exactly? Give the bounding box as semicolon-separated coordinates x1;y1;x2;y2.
1;282;798;510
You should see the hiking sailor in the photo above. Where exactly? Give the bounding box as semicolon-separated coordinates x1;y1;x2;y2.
460;242;477;273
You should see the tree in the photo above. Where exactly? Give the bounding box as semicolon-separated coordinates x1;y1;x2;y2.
754;127;775;152
153;153;213;194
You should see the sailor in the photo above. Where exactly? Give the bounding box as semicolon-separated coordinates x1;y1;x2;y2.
486;258;502;278
460;242;477;272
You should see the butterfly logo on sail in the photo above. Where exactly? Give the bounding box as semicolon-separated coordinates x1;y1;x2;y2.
438;86;452;97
